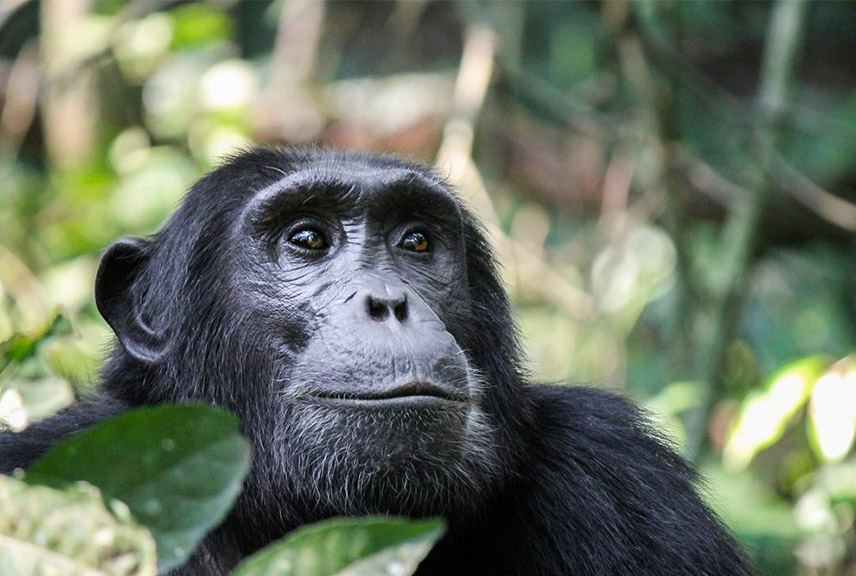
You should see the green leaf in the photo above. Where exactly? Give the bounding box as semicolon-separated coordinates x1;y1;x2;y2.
807;355;856;462
723;356;830;471
28;404;252;574
232;517;445;576
170;4;233;50
0;474;156;576
0;311;71;369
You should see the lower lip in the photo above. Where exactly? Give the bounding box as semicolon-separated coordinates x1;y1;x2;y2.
304;395;468;409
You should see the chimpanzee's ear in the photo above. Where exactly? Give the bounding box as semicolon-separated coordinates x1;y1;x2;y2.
95;236;167;364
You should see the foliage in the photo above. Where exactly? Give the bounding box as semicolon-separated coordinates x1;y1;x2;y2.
28;404;252;574
0;473;157;576
232;517;445;576
12;404;442;575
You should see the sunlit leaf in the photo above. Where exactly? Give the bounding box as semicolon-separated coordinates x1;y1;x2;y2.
0;388;26;431
28;404;252;574
807;356;856;462
169;4;232;50
232;517;445;576
0;474;156;576
1;376;75;428
724;356;829;471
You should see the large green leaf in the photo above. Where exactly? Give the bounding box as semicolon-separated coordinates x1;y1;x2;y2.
28;404;252;574
0;474;156;576
232;517;445;576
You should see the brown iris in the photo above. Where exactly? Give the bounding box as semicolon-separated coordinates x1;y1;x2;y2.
401;231;430;253
289;228;327;250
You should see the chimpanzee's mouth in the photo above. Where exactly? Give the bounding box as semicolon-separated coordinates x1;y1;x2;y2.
307;381;469;404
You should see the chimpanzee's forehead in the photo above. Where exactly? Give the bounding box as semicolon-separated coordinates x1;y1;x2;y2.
285;156;447;193
240;156;461;225
261;161;454;204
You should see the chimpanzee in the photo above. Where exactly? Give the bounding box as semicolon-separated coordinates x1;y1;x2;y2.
0;148;749;575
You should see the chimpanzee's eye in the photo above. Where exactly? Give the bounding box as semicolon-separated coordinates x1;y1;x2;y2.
400;231;430;253
289;228;328;250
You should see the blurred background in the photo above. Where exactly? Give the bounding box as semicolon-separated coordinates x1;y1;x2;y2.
0;0;854;573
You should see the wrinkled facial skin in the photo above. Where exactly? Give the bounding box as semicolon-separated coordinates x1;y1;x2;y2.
231;165;505;517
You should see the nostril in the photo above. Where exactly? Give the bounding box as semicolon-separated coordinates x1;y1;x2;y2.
367;298;388;321
393;299;408;322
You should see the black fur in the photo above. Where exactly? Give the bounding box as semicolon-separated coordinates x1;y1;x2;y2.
0;148;749;575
